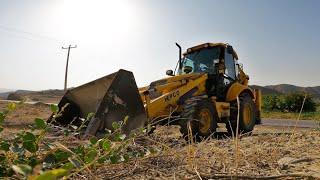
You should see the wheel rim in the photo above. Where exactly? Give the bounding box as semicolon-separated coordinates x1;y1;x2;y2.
199;108;212;134
243;105;252;126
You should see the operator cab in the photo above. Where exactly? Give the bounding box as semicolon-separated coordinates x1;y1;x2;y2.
179;43;239;81
169;43;241;99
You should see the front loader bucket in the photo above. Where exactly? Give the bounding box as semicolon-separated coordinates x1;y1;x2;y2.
50;69;147;136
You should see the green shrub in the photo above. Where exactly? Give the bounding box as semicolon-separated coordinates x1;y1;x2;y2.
262;95;278;110
285;93;316;112
262;93;317;112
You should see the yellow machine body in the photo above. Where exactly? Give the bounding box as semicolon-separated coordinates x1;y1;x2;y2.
139;70;261;124
52;42;261;136
138;43;261;125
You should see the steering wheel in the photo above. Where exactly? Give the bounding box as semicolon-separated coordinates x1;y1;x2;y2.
183;66;193;74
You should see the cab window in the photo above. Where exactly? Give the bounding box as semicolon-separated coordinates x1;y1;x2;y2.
224;50;236;80
179;47;220;74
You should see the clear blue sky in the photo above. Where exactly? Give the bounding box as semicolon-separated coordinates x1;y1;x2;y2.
0;0;319;90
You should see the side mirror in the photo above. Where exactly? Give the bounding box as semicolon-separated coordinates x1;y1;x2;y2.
166;70;174;76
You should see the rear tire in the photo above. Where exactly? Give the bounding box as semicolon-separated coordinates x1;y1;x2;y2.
179;97;217;141
226;94;256;136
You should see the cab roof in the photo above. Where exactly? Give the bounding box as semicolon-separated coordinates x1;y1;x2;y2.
183;42;239;60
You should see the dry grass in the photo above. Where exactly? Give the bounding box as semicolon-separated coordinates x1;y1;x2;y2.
1;102;320;179
84;125;320;179
45;124;319;179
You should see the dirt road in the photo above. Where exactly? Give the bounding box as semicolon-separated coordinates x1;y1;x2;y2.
0;100;56;105
262;119;318;128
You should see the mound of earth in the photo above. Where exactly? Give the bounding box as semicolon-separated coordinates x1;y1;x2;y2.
7;92;24;101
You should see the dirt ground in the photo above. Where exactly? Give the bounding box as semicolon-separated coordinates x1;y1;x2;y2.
1;102;320;179
23;94;61;104
35;124;318;179
77;124;319;179
0;101;52;138
0;102;51;125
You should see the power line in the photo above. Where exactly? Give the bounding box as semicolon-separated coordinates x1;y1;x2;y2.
0;24;63;44
62;45;77;91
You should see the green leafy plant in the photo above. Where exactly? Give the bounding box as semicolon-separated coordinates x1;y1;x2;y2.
0;103;155;179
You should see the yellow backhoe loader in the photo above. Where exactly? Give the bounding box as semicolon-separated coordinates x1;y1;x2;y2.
50;42;261;140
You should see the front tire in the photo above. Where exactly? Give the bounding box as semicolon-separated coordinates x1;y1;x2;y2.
179;97;217;141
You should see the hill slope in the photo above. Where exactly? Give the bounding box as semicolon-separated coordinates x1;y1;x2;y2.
0;89;64;103
1;84;320;102
249;85;281;95
263;84;320;98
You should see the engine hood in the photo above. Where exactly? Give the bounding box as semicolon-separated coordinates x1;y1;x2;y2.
148;73;205;90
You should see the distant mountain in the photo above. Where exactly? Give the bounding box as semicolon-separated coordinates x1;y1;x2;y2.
0;89;65;103
265;84;304;94
0;89;33;99
15;90;35;94
1;84;320;102
249;85;281;95
252;84;320;98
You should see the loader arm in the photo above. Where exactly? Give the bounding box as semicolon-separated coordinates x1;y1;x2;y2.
142;73;208;120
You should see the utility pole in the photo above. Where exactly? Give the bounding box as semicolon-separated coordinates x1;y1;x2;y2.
62;45;77;91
